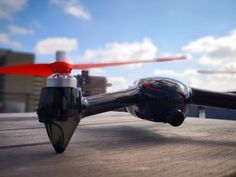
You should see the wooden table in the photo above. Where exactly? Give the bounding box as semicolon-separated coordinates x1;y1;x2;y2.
0;112;235;177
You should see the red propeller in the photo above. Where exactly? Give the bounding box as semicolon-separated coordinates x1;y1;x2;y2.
198;70;236;75
0;56;186;77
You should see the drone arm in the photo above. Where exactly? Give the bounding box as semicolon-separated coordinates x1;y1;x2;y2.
82;87;139;118
190;88;236;110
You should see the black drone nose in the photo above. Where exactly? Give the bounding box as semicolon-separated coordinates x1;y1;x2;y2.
37;86;82;153
45;119;79;153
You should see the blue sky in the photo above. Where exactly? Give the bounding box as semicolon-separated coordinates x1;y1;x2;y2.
1;0;236;91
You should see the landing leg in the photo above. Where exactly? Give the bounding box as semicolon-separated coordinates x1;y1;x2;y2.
45;119;79;153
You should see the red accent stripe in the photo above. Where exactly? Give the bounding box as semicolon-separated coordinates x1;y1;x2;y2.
142;81;165;94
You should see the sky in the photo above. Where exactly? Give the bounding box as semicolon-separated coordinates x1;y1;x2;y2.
0;0;236;92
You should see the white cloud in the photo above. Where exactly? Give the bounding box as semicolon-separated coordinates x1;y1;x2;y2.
153;68;236;92
0;33;21;47
183;36;216;54
65;6;90;20
154;69;202;88
90;68;106;75
50;0;91;20
107;77;129;92
82;38;158;68
183;29;236;69
8;25;34;35
0;0;27;20
180;29;236;91
203;75;236;91
35;37;78;55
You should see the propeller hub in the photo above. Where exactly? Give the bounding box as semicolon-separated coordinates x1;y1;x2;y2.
51;61;72;74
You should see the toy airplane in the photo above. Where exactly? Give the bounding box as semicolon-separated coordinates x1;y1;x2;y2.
0;51;235;153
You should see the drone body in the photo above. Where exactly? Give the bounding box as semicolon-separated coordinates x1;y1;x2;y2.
37;75;191;153
1;51;236;153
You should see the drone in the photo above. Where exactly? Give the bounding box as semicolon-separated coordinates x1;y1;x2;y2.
0;51;236;153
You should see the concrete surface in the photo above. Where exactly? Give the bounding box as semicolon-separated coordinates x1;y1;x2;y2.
0;112;236;177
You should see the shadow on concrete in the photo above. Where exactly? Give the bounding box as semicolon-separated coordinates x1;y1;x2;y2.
78;125;236;150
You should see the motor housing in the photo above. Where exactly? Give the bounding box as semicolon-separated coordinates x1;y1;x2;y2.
127;77;191;126
37;74;81;122
37;87;81;122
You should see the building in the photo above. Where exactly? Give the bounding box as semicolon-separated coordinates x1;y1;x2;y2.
0;49;46;112
76;70;109;96
188;105;236;120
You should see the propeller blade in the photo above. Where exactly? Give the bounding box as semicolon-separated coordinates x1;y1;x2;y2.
0;56;186;76
0;63;52;76
198;70;236;75
71;56;186;70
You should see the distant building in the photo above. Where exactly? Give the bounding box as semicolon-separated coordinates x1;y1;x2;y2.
76;70;109;96
0;49;46;112
188;105;236;120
